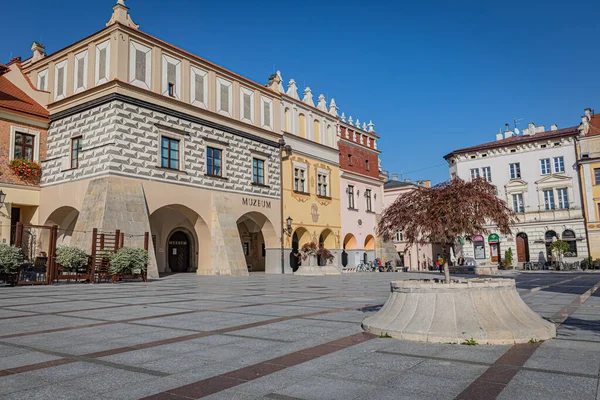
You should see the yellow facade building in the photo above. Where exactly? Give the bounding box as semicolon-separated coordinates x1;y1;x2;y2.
577;108;600;259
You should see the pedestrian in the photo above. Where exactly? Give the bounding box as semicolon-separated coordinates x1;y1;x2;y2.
437;254;444;273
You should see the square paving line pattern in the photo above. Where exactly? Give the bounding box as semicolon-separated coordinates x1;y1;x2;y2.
0;272;599;400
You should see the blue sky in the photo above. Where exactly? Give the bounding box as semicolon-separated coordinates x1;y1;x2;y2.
2;0;598;184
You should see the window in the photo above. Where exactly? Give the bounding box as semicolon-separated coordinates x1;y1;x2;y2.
313;120;321;142
95;40;110;85
206;147;222;176
70;137;82;169
14;133;35;161
512;193;524;213
252;158;264;185
348;154;353;166
473;235;486;259
240;87;254;124
557;188;569;209
481;166;492;182
365;160;370;171
595;168;600;185
190;66;208;109
217;78;232;116
553;157;565;173
54;59;67;101
562;230;577;257
161;137;179;169
540;158;551;175
470;168;480;180
73;50;88;94
366;189;372;212
509;163;521;179
347;185;355;209
162;54;181;100
395;232;404;242
243;242;249;256
37;69;48;91
317;172;329;197
129;41;152;90
294;167;306;192
284;108;291;132
543;189;555;210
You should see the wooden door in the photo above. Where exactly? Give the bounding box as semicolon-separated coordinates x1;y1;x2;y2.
516;236;527;262
490;244;500;263
168;231;190;273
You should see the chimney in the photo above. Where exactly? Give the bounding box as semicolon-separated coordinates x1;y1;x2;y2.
392;173;399;181
585;108;592;119
381;170;389;181
496;132;504;141
505;130;513;138
422;180;431;188
550;124;558;131
404;178;411;183
31;42;45;62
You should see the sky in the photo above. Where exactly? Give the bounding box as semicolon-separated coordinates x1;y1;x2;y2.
2;0;598;184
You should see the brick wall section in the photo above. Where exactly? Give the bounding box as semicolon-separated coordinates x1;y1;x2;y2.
0;118;47;187
338;140;379;179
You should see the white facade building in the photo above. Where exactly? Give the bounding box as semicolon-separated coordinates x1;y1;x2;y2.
445;123;588;266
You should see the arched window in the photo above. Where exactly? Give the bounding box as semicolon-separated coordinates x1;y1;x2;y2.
284;108;291;133
313;119;320;143
326;125;333;147
298;113;306;138
545;230;558;257
473;235;485;259
562;230;577;257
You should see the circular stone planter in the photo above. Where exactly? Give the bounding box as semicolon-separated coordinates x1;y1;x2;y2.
362;278;556;345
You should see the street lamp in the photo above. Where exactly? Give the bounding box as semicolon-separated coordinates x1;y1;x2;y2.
285;216;293;236
0;190;6;206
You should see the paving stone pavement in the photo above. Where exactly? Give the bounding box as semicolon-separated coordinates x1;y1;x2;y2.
0;271;599;400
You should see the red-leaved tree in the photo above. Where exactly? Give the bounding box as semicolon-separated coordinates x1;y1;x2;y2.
378;178;517;282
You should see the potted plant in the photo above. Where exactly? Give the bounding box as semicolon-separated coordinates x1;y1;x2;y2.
549;240;569;270
295;242;326;276
8;159;42;184
0;244;24;286
108;247;148;280
502;248;513;270
56;246;88;273
317;245;335;265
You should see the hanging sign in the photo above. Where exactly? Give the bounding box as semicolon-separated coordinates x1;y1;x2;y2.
488;234;500;244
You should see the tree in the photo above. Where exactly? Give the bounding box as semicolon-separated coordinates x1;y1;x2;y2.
378;178;517;283
549;240;569;269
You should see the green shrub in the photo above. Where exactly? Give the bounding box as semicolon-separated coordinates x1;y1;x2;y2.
461;338;478;346
502;248;513;267
108;247;148;275
56;246;88;271
0;244;24;274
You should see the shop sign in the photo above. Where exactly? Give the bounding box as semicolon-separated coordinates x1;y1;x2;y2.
488;233;500;243
242;197;271;208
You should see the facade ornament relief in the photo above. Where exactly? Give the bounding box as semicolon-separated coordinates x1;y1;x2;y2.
368;120;375;132
356;119;361;128
348;116;353;125
303;87;314;107
362;122;367;131
267;71;284;93
317;94;327;111
340;112;346;122
311;204;320;222
287;79;299;99
106;0;139;29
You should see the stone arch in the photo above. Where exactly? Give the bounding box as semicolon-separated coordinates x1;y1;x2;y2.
364;234;375;250
293;227;312;247
149;204;210;273
319;228;336;249
237;211;278;272
343;233;357;250
44;206;80;247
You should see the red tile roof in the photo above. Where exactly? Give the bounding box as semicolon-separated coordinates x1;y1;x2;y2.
585;113;600;137
0;63;7;75
0;75;48;118
444;126;580;159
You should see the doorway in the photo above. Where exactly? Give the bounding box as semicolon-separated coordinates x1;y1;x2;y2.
10;207;21;245
490;243;501;264
168;230;191;272
516;233;530;263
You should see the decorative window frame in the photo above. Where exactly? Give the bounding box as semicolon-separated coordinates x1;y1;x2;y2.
260;96;273;130
156;128;186;172
316;167;330;197
73;50;88;94
505;179;528;211
54;59;68;101
204;138;229;178
95;39;111;85
292;160;308;193
190;66;208;109
161;54;181;100
9;126;41;162
535;175;574;211
129;40;152;90
37;69;48;91
216;77;232;117
240;87;254;124
251;152;269;185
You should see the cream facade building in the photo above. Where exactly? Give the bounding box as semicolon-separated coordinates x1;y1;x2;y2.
18;1;285;277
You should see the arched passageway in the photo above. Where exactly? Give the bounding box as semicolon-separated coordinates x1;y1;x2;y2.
237;212;278;273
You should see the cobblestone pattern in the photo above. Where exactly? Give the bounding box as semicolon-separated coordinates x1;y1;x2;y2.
42;100;280;197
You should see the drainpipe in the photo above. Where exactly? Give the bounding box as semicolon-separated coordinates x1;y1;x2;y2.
574;136;592;259
278;138;292;274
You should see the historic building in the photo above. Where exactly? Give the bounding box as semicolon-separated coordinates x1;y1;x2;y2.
337;114;383;267
445;123;588;266
383;175;436;270
265;72;343;272
0;61;49;245
15;1;284;277
576;108;600;259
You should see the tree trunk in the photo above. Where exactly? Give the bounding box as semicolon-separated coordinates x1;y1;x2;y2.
442;243;450;283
